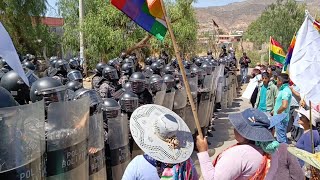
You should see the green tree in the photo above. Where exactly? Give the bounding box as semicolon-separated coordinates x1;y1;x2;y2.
244;0;305;50
150;0;198;58
58;0;198;69
0;0;56;56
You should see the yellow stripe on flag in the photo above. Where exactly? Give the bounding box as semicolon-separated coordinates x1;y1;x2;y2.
271;45;286;57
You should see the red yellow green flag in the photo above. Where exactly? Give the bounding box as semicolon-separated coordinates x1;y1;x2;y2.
270;37;286;64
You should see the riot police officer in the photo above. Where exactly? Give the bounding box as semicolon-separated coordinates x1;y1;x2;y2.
92;62;107;91
119;63;134;86
52;59;69;84
67;69;83;83
1;70;30;105
102;98;130;180
129;72;153;105
69;58;84;72
99;65;121;98
150;61;163;76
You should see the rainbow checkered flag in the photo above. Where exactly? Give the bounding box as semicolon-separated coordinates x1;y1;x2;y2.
111;0;167;41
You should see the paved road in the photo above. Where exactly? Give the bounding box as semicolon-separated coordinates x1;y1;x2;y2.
191;86;251;179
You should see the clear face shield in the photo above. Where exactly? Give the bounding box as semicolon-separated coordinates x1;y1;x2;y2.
119;97;139;113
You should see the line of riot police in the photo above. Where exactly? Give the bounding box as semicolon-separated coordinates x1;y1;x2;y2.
0;50;238;180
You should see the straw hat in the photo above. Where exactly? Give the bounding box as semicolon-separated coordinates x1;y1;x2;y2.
130;104;194;164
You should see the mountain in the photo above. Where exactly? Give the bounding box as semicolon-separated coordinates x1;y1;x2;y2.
195;0;319;32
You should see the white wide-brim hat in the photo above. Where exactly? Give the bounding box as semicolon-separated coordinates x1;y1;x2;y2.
130;104;194;164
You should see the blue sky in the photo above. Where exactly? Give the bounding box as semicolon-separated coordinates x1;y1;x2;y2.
46;0;245;17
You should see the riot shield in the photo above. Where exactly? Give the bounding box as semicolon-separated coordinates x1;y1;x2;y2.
106;113;130;180
216;65;225;104
173;87;187;120
154;90;166;105
0;101;45;179
89;112;106;180
227;75;233;107
162;90;175;110
198;75;213;128
46;97;90;180
221;75;228;109
184;77;198;134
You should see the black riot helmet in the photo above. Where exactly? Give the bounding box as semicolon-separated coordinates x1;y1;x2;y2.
171;58;178;68
122;81;132;91
73;88;103;115
101;98;121;119
95;62;107;75
201;62;213;75
69;58;80;69
66;81;83;92
123;58;134;66
143;65;153;78
163;74;176;90
145;57;153;66
190;65;204;81
121;63;134;76
0;87;18;108
119;90;139;113
23;61;36;71
102;65;119;80
129;72;146;94
67;70;83;82
30;77;66;106
108;58;121;68
183;60;192;70
55;59;69;73
195;58;203;67
0;58;11;70
0;71;28;99
157;59;165;66
150;62;163;75
163;65;175;75
150;56;157;63
149;74;164;93
50;59;58;68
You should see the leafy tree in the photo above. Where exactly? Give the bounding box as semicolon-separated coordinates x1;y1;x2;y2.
0;0;56;56
58;0;198;69
244;0;305;50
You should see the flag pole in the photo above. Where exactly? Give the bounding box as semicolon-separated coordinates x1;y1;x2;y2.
160;0;203;139
310;101;315;153
269;36;271;65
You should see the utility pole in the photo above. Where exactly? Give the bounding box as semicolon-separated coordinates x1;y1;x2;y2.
79;0;87;76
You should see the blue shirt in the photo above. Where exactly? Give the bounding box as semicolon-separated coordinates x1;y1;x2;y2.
258;85;268;112
296;129;320;166
274;83;292;122
122;155;160;180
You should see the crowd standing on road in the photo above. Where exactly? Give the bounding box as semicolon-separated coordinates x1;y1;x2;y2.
1;46;320;179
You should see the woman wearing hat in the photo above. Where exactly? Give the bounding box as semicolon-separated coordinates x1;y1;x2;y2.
197;108;281;179
122;104;198;180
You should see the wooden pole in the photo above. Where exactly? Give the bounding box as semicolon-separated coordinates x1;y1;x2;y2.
310;101;315;153
160;0;203;139
269;36;271;65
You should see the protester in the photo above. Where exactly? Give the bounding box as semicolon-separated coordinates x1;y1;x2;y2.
122;104;198;180
295;108;320;166
239;52;251;83
272;73;292;143
288;84;304;142
197;108;280;179
255;72;278;112
266;113;304;180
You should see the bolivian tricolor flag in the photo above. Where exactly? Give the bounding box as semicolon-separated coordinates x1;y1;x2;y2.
270;37;286;64
111;0;167;41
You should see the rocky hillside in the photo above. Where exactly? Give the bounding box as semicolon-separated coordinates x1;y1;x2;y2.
195;0;319;32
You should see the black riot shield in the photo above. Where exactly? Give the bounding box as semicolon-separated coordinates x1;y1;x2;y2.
46;97;90;180
162;90;175;110
106;113;130;180
173;88;187;120
216;65;225;104
0;101;45;179
207;69;220;126
89;111;106;180
184;76;198;134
